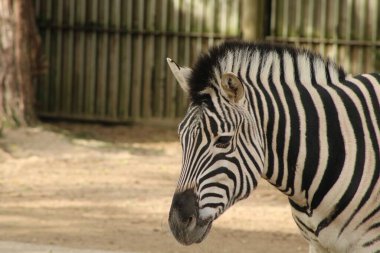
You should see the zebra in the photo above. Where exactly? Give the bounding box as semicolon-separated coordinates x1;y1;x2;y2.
167;41;380;253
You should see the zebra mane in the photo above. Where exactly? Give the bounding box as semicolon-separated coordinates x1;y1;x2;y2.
188;41;346;105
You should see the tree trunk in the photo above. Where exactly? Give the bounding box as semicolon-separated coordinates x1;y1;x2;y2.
0;0;42;128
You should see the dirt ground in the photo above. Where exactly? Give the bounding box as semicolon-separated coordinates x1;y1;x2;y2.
0;123;308;253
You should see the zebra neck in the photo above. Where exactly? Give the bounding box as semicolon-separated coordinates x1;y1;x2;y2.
241;51;309;207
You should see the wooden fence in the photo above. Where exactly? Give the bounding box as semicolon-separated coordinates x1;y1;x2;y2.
266;0;380;75
34;0;242;122
34;0;379;123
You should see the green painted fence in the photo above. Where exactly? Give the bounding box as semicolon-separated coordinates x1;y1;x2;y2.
34;0;242;122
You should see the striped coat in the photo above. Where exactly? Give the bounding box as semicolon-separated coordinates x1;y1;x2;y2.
167;41;380;253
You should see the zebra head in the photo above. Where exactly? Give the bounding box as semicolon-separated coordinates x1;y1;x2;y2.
167;53;264;245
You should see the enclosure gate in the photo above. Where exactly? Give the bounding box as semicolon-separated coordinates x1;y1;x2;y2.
34;0;242;123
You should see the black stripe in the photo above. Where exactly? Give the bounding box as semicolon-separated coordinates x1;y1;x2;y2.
267;61;287;188
238;138;259;186
291;54;320;198
316;69;365;236
185;127;211;184
339;77;380;235
215;91;230;131
200;182;230;201
237;144;258;188
231;127;246;200
200;192;224;200
256;54;276;178
363;235;380;247
279;53;299;194
243;121;264;170
201;202;225;209
309;77;345;212
208;114;219;136
356;75;380;128
244;175;252;199
360;204;380;229
289;199;309;214
244;59;265;144
367;222;380;232
294;216;315;235
198;166;237;190
179;106;198;132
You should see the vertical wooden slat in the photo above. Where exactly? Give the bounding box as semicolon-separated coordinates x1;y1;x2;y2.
142;0;155;118
68;0;75;114
95;0;109;118
118;0;133;119
61;0;75;114
289;0;297;44
270;0;277;38
275;0;284;38
165;0;179;118
337;0;347;71
154;0;168;117
108;0;121;119
366;0;373;73
282;0;288;38
60;0;68;113
350;0;359;73
363;0;372;72
228;0;239;37
294;0;301;46
376;0;380;71
176;0;192;117
73;0;86;115
84;0;98;115
357;0;366;74
183;0;191;67
319;0;326;55
205;0;215;46
312;0;321;52
52;0;63;113
345;0;353;73
219;0;227;38
329;0;340;61
191;0;203;61
307;0;315;50
131;0;144;118
370;0;379;72
175;0;183;117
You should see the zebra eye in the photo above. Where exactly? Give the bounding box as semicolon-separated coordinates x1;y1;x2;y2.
215;136;232;148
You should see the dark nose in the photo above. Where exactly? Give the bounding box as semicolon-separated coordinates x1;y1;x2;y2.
169;189;198;228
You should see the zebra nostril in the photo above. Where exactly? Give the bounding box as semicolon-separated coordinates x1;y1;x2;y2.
184;215;195;227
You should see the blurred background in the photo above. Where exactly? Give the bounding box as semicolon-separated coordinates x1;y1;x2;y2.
0;0;378;252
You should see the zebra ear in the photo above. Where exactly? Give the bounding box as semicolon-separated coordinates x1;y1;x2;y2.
220;72;244;103
167;58;192;93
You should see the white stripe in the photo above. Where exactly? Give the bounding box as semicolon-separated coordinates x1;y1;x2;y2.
283;52;307;205
304;58;329;207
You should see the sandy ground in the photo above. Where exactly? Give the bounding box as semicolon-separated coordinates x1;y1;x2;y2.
0;123;308;253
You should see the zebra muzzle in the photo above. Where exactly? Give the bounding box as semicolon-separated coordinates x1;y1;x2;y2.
168;189;213;245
